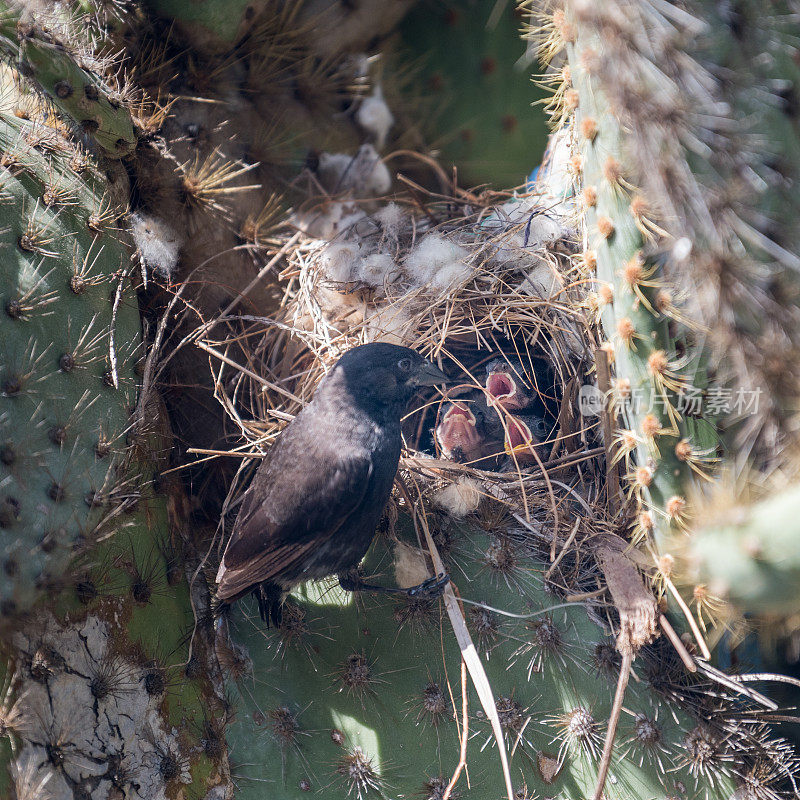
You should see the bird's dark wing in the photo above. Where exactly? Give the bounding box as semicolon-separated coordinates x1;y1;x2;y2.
216;445;373;600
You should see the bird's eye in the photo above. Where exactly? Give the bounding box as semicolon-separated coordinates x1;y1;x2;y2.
397;357;412;372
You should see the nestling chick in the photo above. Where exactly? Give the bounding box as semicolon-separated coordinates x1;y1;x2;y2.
501;411;552;467
435;391;505;469
215;343;449;626
484;356;540;411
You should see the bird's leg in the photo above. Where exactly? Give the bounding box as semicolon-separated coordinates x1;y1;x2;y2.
405;573;451;598
338;570;450;599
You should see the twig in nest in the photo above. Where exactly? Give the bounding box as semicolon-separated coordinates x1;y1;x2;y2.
658;615;697;672
217;230;302;321
195;340;303;404
545;517;580;580
663;574;711;660
564;586;606;602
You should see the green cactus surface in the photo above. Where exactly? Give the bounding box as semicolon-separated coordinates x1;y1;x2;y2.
689;483;800;616
0;106;141;620
140;0;264;53
220;512;767;800
19;34;136;157
0;5;136;157
0;404;227;798
400;1;549;188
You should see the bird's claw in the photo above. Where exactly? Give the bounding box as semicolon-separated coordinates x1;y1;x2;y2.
406;572;450;598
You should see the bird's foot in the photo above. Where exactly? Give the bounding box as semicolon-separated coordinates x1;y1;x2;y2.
405;572;450;599
338;572;372;593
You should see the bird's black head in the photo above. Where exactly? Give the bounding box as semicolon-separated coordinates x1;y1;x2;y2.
324;343;448;419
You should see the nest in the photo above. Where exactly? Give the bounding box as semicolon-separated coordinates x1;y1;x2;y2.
197;134;616;597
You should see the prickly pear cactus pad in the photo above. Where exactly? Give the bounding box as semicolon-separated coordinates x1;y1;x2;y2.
0;77;227;796
0;5;137;157
0;107;140;620
400;1;550;188
222;516;789;800
0;411;228;799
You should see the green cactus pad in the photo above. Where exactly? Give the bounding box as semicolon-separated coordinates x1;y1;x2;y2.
0;421;227;798
0;7;136;157
139;0;265;53
0;108;140;619
221;514;756;800
19;33;136;157
399;2;549;188
689;483;800;616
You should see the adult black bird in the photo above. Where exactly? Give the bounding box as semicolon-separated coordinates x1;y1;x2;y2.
215;343;449;626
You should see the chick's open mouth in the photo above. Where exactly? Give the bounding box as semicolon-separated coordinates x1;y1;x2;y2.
504;416;534;454
437;404;481;453
486;371;516;403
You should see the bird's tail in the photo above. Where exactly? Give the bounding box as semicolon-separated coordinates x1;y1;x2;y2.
255;582;284;628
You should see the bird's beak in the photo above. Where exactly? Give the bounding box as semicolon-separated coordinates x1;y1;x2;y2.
412;361;450;387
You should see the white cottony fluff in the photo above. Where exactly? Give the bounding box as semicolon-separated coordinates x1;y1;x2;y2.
532;125;573;204
357;252;395;287
292;202;367;240
364;157;391;196
318;242;362;284
316;144;391;197
404;233;472;289
373;202;404;234
433;477;482;517
316;152;355;193
494;200;565;248
393;541;431;589
431;260;474;291
356;85;394;150
129;213;182;279
521;259;563;300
